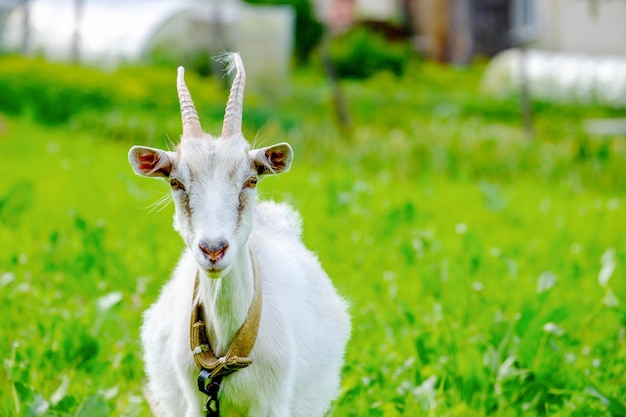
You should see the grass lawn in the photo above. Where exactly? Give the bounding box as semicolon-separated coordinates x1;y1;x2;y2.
1;57;625;416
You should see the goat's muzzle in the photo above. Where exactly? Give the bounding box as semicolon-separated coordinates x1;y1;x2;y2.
199;240;229;264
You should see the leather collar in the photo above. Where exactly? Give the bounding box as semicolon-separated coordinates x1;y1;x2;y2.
190;249;262;379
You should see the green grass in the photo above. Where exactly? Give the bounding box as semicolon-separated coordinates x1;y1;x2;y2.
1;57;625;416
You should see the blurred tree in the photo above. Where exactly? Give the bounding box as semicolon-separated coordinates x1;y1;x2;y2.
243;0;323;63
329;27;408;79
20;0;30;52
71;0;85;62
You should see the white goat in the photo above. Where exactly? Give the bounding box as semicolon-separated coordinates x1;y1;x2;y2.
128;53;351;417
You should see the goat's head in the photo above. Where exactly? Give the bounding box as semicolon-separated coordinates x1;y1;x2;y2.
128;53;293;277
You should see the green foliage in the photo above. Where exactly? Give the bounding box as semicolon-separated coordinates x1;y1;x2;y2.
329;27;409;79
243;0;323;63
0;56;113;123
1;57;625;416
0;56;230;142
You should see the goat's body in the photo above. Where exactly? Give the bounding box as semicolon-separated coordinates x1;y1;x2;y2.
141;201;351;417
130;53;350;416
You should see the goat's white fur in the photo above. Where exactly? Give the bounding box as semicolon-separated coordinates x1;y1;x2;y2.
129;54;350;417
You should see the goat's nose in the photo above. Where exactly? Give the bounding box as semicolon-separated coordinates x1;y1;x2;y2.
199;240;229;263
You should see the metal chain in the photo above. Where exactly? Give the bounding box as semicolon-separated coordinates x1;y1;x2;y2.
198;369;224;417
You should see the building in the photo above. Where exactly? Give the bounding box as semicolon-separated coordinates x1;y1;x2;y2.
311;0;626;62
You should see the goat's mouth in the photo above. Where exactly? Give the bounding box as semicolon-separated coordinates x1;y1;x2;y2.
193;253;230;278
193;242;232;278
206;266;224;278
206;265;228;279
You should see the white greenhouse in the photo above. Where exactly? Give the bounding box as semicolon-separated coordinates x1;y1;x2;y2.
0;0;294;81
483;48;626;109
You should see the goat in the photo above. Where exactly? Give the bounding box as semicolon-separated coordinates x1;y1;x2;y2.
128;53;351;417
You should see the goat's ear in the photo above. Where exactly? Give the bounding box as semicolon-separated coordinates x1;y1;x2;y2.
128;146;174;178
250;143;293;176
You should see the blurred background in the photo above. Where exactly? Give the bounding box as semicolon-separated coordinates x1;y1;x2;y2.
2;0;626;123
3;0;626;64
1;0;625;416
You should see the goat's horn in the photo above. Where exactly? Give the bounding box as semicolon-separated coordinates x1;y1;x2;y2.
177;67;203;139
221;53;246;139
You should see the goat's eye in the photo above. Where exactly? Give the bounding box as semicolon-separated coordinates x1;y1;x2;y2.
243;177;258;189
170;178;185;190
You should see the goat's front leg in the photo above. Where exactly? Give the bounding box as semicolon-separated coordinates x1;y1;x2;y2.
176;366;203;417
253;365;295;417
247;400;290;417
263;405;290;417
171;340;204;417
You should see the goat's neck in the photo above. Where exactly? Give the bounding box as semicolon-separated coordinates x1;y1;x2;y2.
197;246;254;356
